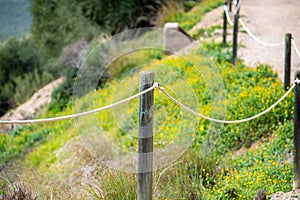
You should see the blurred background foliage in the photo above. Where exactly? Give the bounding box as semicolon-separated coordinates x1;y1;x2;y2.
0;0;201;116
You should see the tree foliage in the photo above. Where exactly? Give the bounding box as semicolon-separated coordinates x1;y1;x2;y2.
30;0;164;56
0;37;53;116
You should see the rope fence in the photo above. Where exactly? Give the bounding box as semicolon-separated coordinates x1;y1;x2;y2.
223;3;284;47
157;81;297;124
223;5;234;26
1;1;300;196
222;0;300;91
238;18;284;47
0;84;157;125
1;79;298;125
222;0;300;190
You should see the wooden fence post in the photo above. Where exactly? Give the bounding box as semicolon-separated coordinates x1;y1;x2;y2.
284;33;292;90
137;71;154;200
294;71;300;189
222;1;228;48
229;0;232;12
232;0;240;65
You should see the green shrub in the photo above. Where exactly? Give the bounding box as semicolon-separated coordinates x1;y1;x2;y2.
0;36;54;115
205;121;293;199
158;0;223;31
13;69;54;106
48;68;78;113
30;0;166;57
1;40;293;199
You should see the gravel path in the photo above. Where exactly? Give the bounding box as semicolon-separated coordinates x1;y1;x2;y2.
238;0;300;82
192;0;300;82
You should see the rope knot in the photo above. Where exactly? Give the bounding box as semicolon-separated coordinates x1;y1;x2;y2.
153;82;159;89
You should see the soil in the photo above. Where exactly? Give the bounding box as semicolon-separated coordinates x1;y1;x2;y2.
0;77;65;133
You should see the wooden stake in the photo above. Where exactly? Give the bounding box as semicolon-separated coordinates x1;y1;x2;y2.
294;71;300;189
232;0;240;65
223;1;228;48
284;33;292;90
137;71;154;200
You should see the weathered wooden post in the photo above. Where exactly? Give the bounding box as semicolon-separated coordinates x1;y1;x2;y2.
232;0;240;65
229;0;232;12
137;71;154;200
294;71;300;189
284;33;292;90
222;0;228;48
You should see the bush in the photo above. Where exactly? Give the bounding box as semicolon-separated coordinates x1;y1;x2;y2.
30;0;165;57
48;68;78;113
0;36;54;116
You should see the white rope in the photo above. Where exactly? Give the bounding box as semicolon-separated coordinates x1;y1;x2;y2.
0;84;157;125
223;5;234;26
157;82;296;124
292;38;300;59
1;78;296;125
234;0;242;14
239;18;284;47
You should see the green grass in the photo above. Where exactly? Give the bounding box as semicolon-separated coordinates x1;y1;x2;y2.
0;0;295;199
169;0;223;31
0;41;294;199
157;0;223;31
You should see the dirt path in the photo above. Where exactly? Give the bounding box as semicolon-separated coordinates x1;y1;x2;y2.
192;0;300;82
238;0;300;82
0;77;65;133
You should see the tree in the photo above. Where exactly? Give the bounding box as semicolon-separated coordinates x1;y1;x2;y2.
30;0;164;57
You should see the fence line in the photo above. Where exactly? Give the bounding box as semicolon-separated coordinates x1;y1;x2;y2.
292;38;300;59
157;80;297;124
0;84;157;125
223;3;288;47
2;1;300;126
234;0;243;14
238;18;284;47
223;5;234;26
223;4;284;47
0;79;297;125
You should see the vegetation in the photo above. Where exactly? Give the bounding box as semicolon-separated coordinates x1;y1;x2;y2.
157;0;223;30
30;0;167;57
0;40;294;199
0;0;202;116
0;37;53;116
0;0;294;199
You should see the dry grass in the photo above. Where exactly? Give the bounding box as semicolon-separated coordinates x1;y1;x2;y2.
2;183;36;200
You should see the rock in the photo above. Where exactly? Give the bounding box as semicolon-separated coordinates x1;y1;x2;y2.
270;190;300;200
163;22;194;54
61;40;89;69
254;189;266;200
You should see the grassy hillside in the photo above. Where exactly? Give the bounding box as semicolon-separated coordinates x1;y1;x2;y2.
0;41;294;199
0;0;294;199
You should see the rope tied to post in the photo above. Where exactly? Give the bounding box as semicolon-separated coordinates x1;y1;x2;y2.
0;83;158;125
223;5;234;26
0;80;296;125
156;82;295;124
295;78;300;85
